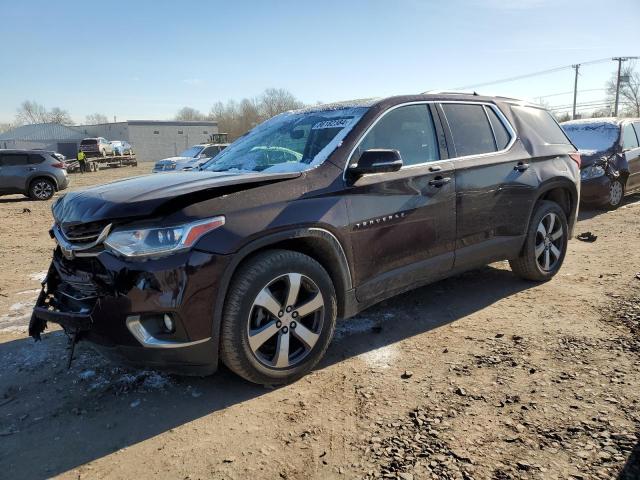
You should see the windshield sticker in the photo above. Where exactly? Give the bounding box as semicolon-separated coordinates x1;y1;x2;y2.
312;118;353;130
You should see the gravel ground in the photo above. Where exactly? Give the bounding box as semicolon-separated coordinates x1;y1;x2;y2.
1;165;639;479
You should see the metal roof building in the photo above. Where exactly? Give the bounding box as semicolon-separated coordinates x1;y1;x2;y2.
0;120;219;162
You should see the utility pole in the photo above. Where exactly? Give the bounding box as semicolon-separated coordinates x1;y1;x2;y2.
572;64;580;120
613;57;639;116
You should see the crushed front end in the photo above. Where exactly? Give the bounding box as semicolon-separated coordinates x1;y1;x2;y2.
29;221;229;375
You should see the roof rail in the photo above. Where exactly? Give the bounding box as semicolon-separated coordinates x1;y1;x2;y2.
421;89;480;96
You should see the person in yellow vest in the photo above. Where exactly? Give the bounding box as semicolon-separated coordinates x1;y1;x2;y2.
77;150;87;173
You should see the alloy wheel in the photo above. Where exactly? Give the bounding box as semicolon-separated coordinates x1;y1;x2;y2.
33;181;53;200
247;273;324;369
535;212;564;272
609;181;623;207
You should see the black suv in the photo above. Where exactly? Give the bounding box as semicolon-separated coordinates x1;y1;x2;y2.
30;94;580;384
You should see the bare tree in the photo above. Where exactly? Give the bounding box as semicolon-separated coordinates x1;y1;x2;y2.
48;107;73;125
606;64;640;117
85;113;109;124
207;88;305;141
15;100;50;124
175;106;206;121
260;88;304;118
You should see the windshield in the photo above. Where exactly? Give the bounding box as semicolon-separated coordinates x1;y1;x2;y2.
202;107;368;173
178;146;204;158
562;123;620;153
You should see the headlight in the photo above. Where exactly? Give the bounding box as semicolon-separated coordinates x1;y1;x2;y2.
580;165;605;180
104;216;225;258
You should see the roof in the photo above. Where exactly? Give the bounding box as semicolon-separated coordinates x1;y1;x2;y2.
0;123;84;141
126;120;218;127
561;117;640;127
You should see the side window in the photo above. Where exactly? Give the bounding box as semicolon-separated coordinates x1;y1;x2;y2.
442;104;496;157
356;105;440;166
486;107;511;150
0;154;29;166
622;124;639;149
29;154;45;164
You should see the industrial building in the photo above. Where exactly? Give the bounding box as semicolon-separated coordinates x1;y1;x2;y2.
0;120;219;162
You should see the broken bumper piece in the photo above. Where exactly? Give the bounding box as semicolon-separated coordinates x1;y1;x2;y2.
28;248;230;375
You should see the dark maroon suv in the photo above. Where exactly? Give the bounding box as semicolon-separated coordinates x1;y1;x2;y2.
30;94;580;384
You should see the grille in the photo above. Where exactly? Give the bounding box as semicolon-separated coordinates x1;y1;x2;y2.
61;221;109;244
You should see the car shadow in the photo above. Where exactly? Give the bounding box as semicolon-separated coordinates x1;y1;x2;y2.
578;191;640;221
0;265;535;479
0;196;35;204
618;440;640;479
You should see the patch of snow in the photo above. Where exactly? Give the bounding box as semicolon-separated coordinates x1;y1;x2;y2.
17;289;41;296
130;399;141;408
359;344;399;369
78;370;96;380
28;271;48;282
10;302;31;311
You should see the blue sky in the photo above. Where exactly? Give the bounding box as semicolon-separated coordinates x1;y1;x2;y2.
1;0;638;123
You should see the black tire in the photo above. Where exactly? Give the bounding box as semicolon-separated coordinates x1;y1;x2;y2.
28;177;55;201
605;178;624;210
509;200;568;282
220;249;337;385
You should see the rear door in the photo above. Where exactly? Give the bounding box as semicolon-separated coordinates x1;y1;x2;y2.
438;102;532;268
623;123;640;190
345;103;457;303
0;153;31;193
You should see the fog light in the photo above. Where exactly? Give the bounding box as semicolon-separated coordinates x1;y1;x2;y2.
163;314;175;333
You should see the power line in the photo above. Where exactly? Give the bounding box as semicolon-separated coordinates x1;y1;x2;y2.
455;57;613;90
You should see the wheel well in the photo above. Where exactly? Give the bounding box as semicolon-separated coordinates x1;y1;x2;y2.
234;237;350;318
29;175;58;191
538;186;573;219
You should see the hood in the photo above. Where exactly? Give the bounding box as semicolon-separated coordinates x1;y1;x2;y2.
154;156;191;164
578;147;615;169
52;171;301;225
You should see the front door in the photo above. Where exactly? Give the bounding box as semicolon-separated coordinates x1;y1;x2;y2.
344;103;456;304
622;123;640;190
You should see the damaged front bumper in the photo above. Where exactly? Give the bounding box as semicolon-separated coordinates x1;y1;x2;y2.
580;174;612;205
29;247;230;375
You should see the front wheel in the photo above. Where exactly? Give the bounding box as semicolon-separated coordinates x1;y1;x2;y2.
509;200;568;281
220;250;337;385
606;178;624;210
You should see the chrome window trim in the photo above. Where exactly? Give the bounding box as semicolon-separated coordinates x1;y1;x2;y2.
343;100;518;180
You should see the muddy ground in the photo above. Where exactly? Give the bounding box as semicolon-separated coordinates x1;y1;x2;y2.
1;165;639;479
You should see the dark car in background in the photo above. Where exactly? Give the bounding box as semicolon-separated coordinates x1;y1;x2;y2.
152;143;229;172
0;150;69;200
561;118;640;209
80;137;114;158
31;94;579;384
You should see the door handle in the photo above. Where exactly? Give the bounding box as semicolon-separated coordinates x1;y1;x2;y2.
514;162;529;172
429;165;442;172
428;176;451;188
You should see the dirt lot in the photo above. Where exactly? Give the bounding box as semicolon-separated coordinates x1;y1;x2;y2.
1;165;639;480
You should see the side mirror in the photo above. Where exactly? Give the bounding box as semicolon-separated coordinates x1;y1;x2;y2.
347;149;403;179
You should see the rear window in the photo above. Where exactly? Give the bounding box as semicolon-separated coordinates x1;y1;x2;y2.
81;139;97;145
561;122;619;153
512;106;571;146
442;103;496;157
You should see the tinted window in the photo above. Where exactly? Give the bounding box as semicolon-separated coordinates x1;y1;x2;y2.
202;146;221;157
512;106;570;145
29;154;45;164
486;107;511;150
0;154;29;166
81;139;97;145
357;105;440;166
442;103;496;157
622;124;639;149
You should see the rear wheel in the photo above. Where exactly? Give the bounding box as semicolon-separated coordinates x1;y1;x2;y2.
220;250;337;385
29;178;55;200
509;200;568;281
606;179;624;210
